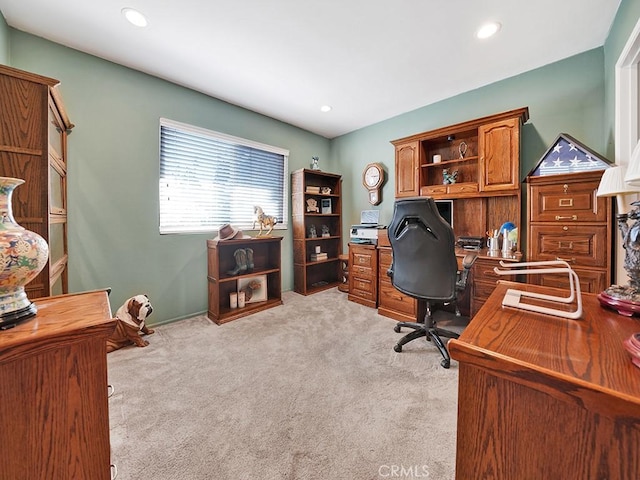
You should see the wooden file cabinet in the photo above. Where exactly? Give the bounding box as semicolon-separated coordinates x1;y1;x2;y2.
526;170;612;293
0;291;116;479
348;243;378;308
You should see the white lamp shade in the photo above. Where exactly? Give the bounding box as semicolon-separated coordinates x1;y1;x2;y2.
598;164;639;215
597;165;637;197
624;140;640;185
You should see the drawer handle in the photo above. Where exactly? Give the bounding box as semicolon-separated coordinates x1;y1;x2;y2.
555;215;577;221
111;463;118;480
107;384;115;398
558;198;573;207
558;241;573;249
556;256;575;263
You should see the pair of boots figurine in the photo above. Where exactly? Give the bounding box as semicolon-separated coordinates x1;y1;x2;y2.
227;248;254;275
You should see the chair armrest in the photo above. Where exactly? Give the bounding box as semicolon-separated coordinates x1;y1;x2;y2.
456;253;477;290
462;253;477;270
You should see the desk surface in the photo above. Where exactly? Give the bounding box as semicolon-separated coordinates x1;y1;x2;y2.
449;280;640;418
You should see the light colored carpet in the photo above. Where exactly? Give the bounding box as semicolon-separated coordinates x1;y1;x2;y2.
108;288;462;479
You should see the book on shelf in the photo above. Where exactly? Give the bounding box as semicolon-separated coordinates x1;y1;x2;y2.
311;252;328;261
306;186;321;194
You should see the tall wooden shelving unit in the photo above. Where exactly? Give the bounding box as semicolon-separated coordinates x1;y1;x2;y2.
0;65;74;298
292;169;342;295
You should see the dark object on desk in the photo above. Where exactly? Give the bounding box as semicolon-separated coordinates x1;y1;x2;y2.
457;236;485;249
387;197;477;368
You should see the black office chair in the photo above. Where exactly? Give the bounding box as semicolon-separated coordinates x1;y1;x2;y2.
387;197;476;368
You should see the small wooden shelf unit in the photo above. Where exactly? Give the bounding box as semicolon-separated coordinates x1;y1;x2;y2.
207;236;283;324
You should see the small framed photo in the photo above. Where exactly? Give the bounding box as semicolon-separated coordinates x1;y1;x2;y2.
321;198;332;214
238;275;267;303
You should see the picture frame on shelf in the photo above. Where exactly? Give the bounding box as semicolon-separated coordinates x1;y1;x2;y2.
321;198;332;214
238;275;267;303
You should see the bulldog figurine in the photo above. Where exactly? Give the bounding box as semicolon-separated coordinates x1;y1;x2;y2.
107;294;155;353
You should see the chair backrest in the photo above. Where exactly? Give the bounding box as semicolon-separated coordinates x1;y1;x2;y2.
388;197;458;301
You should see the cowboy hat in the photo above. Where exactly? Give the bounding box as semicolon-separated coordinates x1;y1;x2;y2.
214;223;243;241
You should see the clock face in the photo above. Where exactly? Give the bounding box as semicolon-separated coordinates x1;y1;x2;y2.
364;164;383;188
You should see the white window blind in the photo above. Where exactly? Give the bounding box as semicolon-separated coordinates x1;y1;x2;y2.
159;118;288;234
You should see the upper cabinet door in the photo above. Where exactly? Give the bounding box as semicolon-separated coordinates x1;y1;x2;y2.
394;141;420;197
479;117;520;192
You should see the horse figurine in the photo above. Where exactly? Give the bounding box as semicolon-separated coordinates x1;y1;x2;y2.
253;206;278;236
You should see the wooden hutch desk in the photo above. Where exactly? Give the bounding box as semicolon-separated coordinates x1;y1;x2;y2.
449;281;640;479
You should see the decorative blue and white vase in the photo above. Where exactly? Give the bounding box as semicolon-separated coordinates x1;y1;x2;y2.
0;177;49;328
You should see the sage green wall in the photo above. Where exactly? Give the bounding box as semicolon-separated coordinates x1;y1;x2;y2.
0;13;9;64
5;3;635;324
332;49;606;237
604;0;640;158
8;30;332;324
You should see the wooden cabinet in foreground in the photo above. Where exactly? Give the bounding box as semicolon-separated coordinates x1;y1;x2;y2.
0;290;115;479
449;282;640;479
0;64;74;298
207;236;283;324
292;169;343;295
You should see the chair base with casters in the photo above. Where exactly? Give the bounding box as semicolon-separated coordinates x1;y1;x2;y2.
393;302;461;368
386;196;477;369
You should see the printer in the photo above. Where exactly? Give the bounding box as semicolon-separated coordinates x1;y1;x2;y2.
350;210;385;245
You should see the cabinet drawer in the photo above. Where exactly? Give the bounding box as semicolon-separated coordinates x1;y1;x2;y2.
421;185;447;195
529;268;608;294
378;281;417;316
473;258;502;282
420;183;479;196
353;251;374;268
353;265;373;277
447;182;479;195
352;276;375;294
473;279;499;304
528;224;608;267
351;287;376;302
529;182;607;222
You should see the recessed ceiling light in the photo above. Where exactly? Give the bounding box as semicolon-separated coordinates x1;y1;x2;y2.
477;22;501;39
320;105;332;113
122;7;148;27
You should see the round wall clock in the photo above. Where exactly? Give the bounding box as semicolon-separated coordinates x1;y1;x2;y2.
362;163;384;205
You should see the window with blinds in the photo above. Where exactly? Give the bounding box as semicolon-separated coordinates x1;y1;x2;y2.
159;118;289;234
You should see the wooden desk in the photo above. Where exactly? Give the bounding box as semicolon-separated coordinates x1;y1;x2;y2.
375;227;523;320
449;281;640;479
0;291;115;479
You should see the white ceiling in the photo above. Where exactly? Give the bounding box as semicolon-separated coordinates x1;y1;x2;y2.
0;0;622;139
